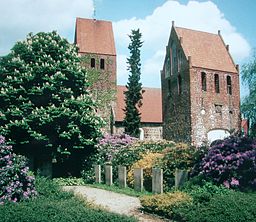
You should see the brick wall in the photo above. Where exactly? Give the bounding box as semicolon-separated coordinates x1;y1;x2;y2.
190;67;240;145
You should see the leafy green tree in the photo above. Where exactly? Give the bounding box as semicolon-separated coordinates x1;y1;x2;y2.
0;31;103;162
241;53;256;137
123;29;143;138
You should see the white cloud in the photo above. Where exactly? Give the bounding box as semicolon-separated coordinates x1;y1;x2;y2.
113;0;251;88
0;0;94;55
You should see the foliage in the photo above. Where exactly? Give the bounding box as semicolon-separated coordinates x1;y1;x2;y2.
0;177;137;222
241;53;256;137
0;136;37;204
123;29;143;137
182;180;232;204
198;136;256;190
53;177;86;186
127;152;163;191
156;143;200;190
140;191;192;218
172;192;256;222
80;55;116;128
0;31;103;161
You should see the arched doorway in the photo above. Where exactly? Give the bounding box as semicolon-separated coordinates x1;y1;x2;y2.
207;129;230;144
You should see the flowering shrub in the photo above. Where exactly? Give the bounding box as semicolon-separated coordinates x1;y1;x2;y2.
94;134;137;164
156;143;199;190
140;191;192;218
199;136;256;190
0;136;37;204
127;152;163;190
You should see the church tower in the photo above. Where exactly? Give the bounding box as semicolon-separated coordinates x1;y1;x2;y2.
161;22;240;146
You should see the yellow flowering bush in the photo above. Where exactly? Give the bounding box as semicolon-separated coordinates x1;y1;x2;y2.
127;152;163;191
140;191;192;218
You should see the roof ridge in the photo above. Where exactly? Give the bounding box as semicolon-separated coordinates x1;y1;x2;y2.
175;26;218;36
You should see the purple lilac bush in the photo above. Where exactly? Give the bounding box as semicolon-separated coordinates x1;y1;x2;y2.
0;136;37;204
95;134;137;163
199;136;256;190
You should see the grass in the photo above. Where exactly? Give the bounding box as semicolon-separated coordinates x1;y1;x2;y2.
86;183;152;197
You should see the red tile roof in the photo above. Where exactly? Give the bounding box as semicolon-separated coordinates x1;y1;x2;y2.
174;27;237;73
75;18;116;55
115;85;162;123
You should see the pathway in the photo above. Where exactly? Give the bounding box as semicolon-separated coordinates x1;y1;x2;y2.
63;186;170;222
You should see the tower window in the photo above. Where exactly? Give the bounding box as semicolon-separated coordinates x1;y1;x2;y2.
90;58;95;68
227;75;232;95
100;58;105;69
177;75;182;95
201;72;207;91
214;74;220;93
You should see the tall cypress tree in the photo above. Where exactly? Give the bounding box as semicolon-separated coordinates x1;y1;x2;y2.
123;29;143;138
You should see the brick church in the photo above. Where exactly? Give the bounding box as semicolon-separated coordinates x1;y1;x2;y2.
161;21;240;146
75;18;163;140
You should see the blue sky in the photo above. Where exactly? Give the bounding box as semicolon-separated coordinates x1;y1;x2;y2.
0;0;255;96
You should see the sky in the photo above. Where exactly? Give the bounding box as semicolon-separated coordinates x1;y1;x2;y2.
0;0;255;97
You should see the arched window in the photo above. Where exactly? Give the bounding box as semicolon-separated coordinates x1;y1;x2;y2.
177;75;182;95
100;58;105;69
201;72;207;91
227;75;232;95
214;74;220;93
90;58;95;68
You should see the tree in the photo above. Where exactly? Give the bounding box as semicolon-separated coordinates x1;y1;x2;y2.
241;53;256;137
0;31;103;166
123;29;143;138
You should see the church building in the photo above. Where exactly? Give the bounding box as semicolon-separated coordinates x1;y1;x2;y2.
161;22;240;146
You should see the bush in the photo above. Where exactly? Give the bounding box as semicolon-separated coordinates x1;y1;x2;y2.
127;152;163;191
82;137;174;184
156;143;199;190
0;177;137;222
53;177;86;186
0;136;37;204
198;136;256;190
172;192;256;222
183;180;231;204
140;191;192;218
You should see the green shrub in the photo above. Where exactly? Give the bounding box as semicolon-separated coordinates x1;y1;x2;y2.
0;177;137;222
53;177;86;186
172;192;256;222
0;197;137;222
183;180;232;204
140;191;192;218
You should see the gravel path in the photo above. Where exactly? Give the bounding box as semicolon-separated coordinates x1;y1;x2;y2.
63;186;169;222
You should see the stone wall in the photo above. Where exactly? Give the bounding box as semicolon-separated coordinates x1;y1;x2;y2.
114;123;163;140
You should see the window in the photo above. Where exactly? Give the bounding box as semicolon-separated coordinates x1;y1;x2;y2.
201;72;207;91
168;79;171;92
214;74;220;93
177;75;182;95
100;58;105;69
178;50;182;72
227;75;232;95
215;104;222;114
90;58;95;68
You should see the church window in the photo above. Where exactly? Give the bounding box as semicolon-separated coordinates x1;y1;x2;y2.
201;72;207;91
214;74;220;93
100;58;105;69
177;74;182;95
90;58;95;68
227;75;232;95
